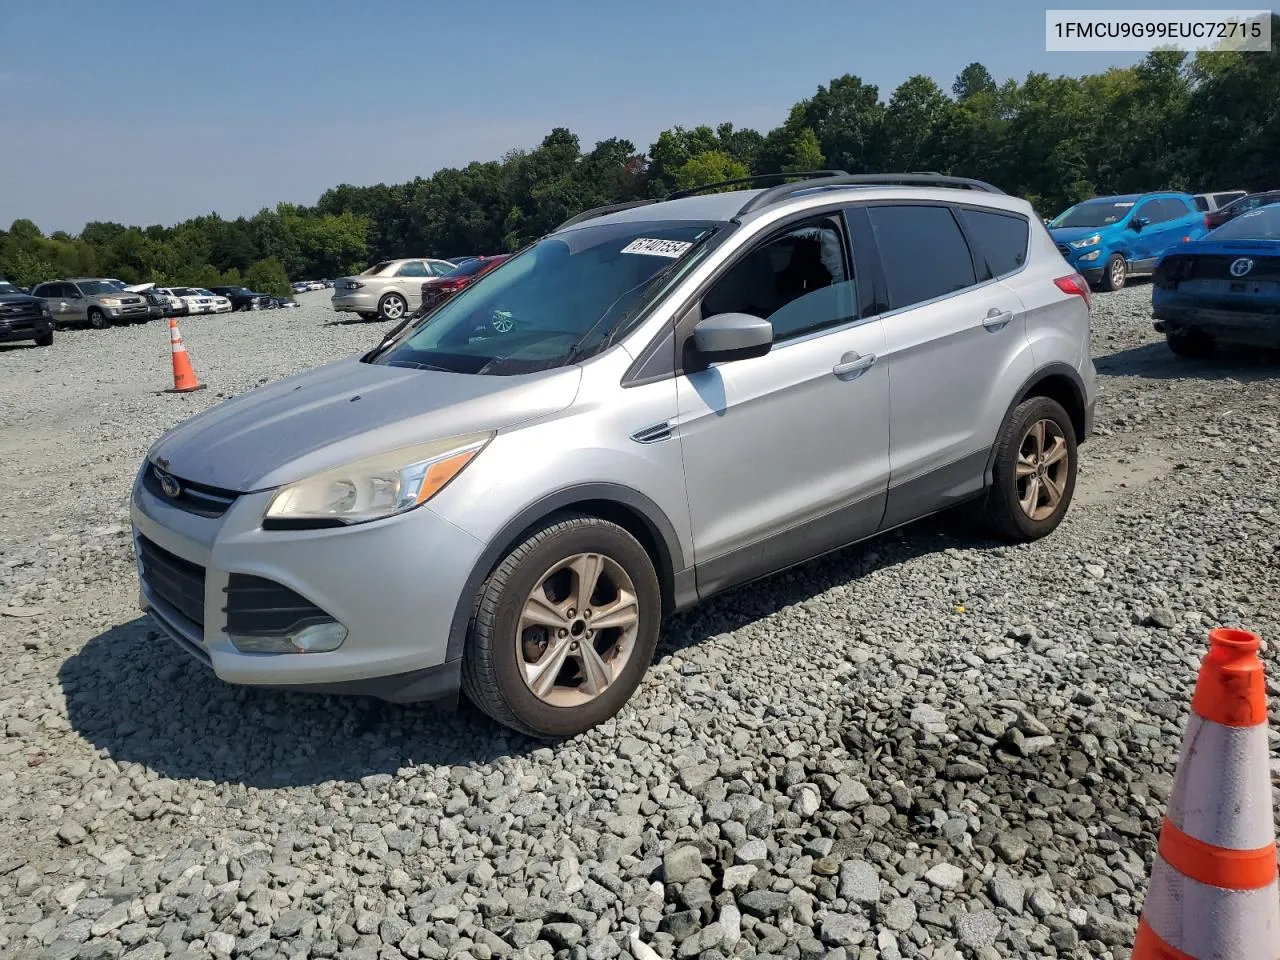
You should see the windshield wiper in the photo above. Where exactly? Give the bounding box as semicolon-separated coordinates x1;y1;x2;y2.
384;359;454;372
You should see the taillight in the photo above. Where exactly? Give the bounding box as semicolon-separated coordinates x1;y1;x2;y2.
1054;273;1092;310
440;278;468;291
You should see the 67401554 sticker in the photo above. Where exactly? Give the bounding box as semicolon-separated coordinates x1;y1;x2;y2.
620;238;693;258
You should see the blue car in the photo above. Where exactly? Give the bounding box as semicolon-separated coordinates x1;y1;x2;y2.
1151;202;1280;356
1048;192;1207;292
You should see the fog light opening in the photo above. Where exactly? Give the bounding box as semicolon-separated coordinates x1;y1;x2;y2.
229;620;348;654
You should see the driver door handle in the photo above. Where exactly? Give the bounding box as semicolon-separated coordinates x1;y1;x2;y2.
983;308;1014;331
833;352;877;381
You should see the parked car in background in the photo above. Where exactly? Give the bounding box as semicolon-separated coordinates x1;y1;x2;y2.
272;296;301;309
415;255;511;316
1204;190;1280;230
1049;191;1206;291
31;278;150;328
291;282;309;294
209;285;277;311
132;285;172;320
1152;202;1280;356
1192;190;1248;213
160;287;222;315
306;281;326;291
151;288;188;317
131;172;1096;737
0;277;55;346
331;257;457;321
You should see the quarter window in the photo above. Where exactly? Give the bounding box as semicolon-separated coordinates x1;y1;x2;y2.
866;205;977;311
956;208;1029;279
700;216;855;342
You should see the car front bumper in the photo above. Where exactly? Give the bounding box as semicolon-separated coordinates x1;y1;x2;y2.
0;316;54;342
129;463;485;703
107;305;150;320
1153;302;1280;348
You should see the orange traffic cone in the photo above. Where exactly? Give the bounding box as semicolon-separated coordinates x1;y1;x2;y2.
1133;627;1280;959
165;318;205;394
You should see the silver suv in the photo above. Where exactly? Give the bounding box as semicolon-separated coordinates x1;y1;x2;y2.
331;257;457;322
132;173;1096;738
31;278;150;328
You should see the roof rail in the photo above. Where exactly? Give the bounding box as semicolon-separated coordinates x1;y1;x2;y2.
736;172;1006;217
556;199;661;231
663;170;850;201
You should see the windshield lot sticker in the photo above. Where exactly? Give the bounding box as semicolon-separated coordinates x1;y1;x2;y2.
621;238;693;258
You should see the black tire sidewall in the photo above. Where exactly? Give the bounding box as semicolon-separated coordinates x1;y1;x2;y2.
378;294;406;321
88;309;107;329
992;397;1078;540
476;520;661;738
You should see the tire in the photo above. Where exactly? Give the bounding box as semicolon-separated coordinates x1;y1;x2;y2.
34;331;53;347
981;396;1078;542
357;312;379;322
461;513;662;739
1166;329;1215;358
1099;254;1127;292
377;293;407;322
87;308;108;330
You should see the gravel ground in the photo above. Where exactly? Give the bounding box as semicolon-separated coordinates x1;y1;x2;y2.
1;285;1277;960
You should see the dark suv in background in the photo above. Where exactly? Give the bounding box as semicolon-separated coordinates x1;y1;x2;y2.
209;286;277;311
0;278;55;347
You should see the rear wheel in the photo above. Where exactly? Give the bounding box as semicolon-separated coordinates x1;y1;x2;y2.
1166;329;1215;357
462;514;661;739
357;312;379;322
87;307;108;329
378;293;407;322
982;396;1078;542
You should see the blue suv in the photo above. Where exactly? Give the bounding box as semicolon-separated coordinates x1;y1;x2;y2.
1049;192;1207;291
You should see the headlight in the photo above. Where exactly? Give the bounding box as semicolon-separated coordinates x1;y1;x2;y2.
100;297;121;306
264;432;493;527
1069;234;1101;249
39;305;51;317
1079;249;1101;262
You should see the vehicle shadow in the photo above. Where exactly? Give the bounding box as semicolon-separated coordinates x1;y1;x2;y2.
1095;341;1279;381
59;512;999;787
0;342;40;353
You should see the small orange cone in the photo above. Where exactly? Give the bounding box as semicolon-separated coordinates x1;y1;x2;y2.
165;318;205;394
1133;627;1280;959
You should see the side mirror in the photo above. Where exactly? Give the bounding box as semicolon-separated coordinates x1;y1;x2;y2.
691;312;773;367
1129;217;1148;231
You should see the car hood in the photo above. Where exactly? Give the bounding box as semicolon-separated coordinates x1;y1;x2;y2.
147;354;583;491
1049;225;1110;243
0;293;41;305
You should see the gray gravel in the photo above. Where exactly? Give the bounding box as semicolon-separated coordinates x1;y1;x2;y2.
1;284;1278;959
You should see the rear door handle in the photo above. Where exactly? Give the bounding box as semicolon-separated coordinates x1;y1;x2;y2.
833;352;877;381
983;308;1014;331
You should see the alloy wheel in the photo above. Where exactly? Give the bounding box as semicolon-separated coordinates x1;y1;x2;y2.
1110;257;1126;288
1015;419;1070;521
516;552;640;707
381;296;406;320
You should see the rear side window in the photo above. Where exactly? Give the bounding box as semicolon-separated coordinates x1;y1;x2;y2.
866;205;976;311
1193;196;1210;212
396;261;429;277
956;208;1029;279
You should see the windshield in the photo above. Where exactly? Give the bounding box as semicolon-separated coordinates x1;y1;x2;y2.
1207;205;1280;240
1051;199;1136;229
372;220;721;376
0;282;19;295
78;281;121;295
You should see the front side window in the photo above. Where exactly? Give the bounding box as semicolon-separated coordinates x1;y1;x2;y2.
396;261;429;277
957;208;1029;279
372;220;721;376
700;215;854;341
867;205;977;311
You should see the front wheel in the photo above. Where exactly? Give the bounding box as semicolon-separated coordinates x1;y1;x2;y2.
982;396;1078;542
34;331;53;347
87;308;108;330
1099;254;1127;292
462;514;662;739
378;293;407;322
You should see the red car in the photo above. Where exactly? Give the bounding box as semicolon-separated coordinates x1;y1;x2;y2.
418;255;510;314
1204;190;1280;230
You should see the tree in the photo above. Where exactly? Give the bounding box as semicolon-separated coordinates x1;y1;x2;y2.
245;257;291;296
782;128;826;173
670;152;750;192
953;62;997;101
882;75;951;171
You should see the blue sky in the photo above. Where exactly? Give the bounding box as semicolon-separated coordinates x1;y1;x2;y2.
1;0;1206;233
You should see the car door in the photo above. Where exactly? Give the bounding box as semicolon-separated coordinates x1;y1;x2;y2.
58;283;88;323
394;260;431;307
855;202;1036;529
674;211;890;597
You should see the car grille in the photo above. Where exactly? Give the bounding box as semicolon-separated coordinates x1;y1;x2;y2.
0;301;43;320
137;535;206;628
121;296;143;305
223;573;331;637
142;463;239;518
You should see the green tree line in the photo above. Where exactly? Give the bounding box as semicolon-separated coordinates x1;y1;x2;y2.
3;38;1277;294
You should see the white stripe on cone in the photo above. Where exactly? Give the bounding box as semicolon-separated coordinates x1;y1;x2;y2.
1167;714;1275;851
1142;854;1280;959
